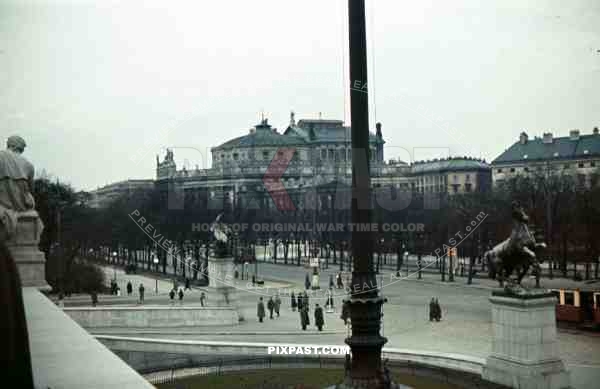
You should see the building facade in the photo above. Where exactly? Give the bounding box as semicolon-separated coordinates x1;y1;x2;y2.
492;127;600;188
154;114;491;212
89;179;155;208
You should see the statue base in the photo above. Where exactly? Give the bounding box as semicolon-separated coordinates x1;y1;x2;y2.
7;210;50;291
207;255;243;322
482;293;571;389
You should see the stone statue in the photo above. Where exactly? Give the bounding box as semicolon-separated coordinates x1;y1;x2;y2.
0;136;47;289
0;136;36;241
484;201;546;291
210;212;232;257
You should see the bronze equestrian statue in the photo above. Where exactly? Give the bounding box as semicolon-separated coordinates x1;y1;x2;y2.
484;201;546;290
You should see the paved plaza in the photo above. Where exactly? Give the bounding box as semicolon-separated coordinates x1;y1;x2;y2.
68;261;600;388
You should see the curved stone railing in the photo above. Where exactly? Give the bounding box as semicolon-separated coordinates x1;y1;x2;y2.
96;335;484;375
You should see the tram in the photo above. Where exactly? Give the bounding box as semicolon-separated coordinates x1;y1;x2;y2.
549;287;600;328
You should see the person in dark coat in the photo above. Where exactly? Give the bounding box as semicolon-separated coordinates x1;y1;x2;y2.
138;283;145;304
291;292;297;311
303;291;309;311
267;296;275;319
329;274;335;289
305;273;311;290
434;298;442;321
314;303;324;331
185;278;191;291
0;240;35;388
300;305;310;330
274;295;281;317
91;291;98;307
341;300;350;325
200;292;206;307
178;288;184;305
126;281;133;296
336;273;344;289
257;297;265;322
297;292;303;311
429;298;436;321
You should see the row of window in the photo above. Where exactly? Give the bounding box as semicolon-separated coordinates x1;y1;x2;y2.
216;147;382;164
417;174;471;185
497;161;597;173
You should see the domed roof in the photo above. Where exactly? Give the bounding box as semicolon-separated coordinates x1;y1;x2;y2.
213;119;307;150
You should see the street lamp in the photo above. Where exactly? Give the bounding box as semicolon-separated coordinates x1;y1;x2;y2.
112;251;117;281
153;256;159;294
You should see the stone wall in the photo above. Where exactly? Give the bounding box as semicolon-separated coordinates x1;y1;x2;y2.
64;306;239;328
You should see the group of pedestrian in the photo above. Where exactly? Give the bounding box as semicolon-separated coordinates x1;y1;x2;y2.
257;295;282;322
110;280;120;296
429;297;442;322
169;287;185;305
267;295;281;319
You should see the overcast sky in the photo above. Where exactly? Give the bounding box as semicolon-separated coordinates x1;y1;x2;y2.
1;0;598;190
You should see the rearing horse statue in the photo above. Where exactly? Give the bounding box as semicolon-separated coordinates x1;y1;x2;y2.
484;201;546;289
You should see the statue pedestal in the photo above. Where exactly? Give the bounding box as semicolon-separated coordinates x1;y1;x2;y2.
482;292;571;389
207;255;243;321
7;210;50;291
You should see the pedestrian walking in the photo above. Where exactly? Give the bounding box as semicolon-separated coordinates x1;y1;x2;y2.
314;303;324;331
116;286;121;297
291;292;297;312
329;274;335;289
275;295;281;317
429;297;436;322
169;288;176;306
185;278;191;291
200;292;206;307
252;274;256;286
267;296;275;319
300;305;310;330
305;273;311;290
126;281;133;296
435;298;442;321
178;288;184;305
303;291;309;311
91;291;98;307
297;292;303;311
138;283;145;304
257;297;265;322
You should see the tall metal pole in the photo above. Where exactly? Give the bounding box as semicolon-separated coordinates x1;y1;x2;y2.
345;0;387;386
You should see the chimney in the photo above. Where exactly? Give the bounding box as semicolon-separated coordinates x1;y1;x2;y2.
542;132;553;144
594;127;599;135
519;131;528;145
569;129;580;140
